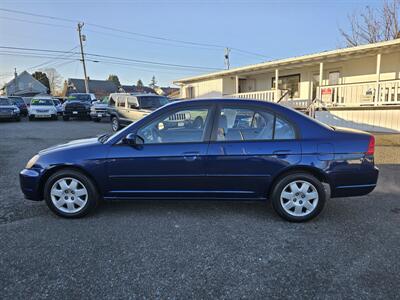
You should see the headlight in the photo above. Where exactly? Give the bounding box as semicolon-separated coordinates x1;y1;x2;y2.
26;154;39;169
13;108;20;113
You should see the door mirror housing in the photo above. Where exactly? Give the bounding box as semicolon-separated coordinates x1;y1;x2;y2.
123;133;144;147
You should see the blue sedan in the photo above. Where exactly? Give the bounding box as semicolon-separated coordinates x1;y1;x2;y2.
20;99;378;222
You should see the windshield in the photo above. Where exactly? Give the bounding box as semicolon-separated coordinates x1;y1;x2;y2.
138;96;169;109
68;94;91;102
0;98;11;105
9;97;24;104
31;99;54;106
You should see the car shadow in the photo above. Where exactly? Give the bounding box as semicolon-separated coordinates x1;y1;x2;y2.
96;199;279;221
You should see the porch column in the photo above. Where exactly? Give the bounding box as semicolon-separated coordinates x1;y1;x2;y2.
235;75;239;95
319;62;324;99
375;53;381;106
275;69;279;101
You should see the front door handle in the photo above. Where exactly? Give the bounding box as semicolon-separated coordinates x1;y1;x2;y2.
183;152;199;162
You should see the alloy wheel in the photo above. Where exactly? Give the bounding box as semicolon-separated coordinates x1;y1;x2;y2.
112;118;118;131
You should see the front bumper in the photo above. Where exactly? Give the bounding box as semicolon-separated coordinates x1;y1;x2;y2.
19;168;43;201
90;111;109;119
64;110;90;117
0;112;19;119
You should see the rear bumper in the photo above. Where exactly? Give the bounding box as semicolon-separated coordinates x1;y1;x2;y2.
19;168;43;201
331;166;379;198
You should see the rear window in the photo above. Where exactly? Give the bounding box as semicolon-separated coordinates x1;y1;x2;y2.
138;96;169;109
31;99;54;106
68;94;91;101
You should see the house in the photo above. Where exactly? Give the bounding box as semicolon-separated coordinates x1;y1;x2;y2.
174;39;400;132
63;78;119;99
2;70;49;97
119;85;156;94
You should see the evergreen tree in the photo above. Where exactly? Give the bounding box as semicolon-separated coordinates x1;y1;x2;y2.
107;74;121;87
32;71;50;93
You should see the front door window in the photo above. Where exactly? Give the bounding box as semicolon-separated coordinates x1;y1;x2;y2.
137;108;210;144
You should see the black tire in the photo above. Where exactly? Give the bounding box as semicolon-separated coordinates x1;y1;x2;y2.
28;115;34;121
15;116;21;122
63;116;70;121
93;118;100;122
111;116;121;132
44;169;99;218
51;114;58;120
271;172;327;222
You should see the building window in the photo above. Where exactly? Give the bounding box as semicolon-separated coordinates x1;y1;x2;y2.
328;71;340;85
186;86;195;99
272;74;300;98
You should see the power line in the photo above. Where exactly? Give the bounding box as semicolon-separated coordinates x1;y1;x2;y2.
0;8;270;59
27;46;80;70
0;46;222;71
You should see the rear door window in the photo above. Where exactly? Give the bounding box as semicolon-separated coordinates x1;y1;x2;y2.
215;106;296;141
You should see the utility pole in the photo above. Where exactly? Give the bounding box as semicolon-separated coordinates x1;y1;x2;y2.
77;22;89;93
224;47;231;70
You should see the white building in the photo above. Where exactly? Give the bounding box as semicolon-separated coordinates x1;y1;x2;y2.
174;39;400;132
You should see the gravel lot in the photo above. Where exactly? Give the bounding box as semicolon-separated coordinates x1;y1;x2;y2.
1;118;399;299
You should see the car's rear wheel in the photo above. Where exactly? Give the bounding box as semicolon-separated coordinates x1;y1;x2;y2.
63;116;69;121
44;169;99;218
271;173;326;222
111;116;121;132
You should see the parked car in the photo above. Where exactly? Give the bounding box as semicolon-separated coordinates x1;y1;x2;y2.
8;96;28;117
28;97;58;121
90;96;109;122
19;99;379;221
52;99;63;116
63;93;96;121
108;93;169;131
0;97;20;121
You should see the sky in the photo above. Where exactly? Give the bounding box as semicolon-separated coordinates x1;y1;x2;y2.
0;0;384;88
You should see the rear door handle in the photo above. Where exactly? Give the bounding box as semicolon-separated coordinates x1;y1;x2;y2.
183;151;199;162
273;150;291;154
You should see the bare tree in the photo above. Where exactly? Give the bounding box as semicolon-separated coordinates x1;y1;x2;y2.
43;68;62;95
340;0;400;46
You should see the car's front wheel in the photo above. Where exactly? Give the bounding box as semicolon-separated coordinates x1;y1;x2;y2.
63;116;70;121
44;169;99;218
271;173;327;222
111;116;121;132
28;115;34;121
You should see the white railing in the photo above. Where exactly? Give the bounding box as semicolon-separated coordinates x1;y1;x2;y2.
319;79;400;107
230;90;277;102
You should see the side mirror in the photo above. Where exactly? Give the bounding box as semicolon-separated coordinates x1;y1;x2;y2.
123;133;144;148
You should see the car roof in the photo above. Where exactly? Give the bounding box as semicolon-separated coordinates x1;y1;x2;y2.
167;98;288;109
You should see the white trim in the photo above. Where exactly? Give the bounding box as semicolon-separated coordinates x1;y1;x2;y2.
174;39;400;84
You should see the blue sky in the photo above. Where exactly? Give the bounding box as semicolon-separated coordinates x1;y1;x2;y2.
0;0;383;88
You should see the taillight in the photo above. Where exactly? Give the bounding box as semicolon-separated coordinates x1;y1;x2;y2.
366;135;375;155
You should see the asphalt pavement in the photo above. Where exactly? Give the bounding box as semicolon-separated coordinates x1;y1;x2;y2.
1;118;399;299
